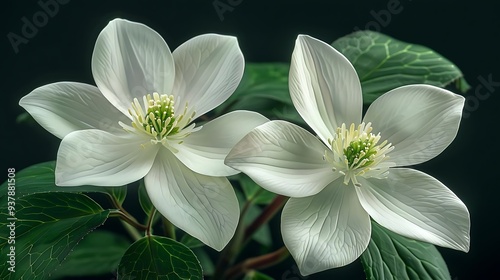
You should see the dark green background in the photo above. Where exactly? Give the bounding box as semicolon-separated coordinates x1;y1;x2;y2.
2;0;499;279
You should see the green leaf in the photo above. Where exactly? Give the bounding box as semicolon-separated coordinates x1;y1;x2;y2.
215;63;296;120
138;180;154;216
192;248;215;276
16;112;34;124
230;177;276;247
179;233;204;249
118;235;202;280
109;186;128;206
239;174;276;205
0;162;126;206
244;204;273;247
332;30;471;104
232;175;273;246
217;63;291;112
243;270;275;280
271;103;305;125
0;192;110;280
50;230;130;279
361;221;451;280
212;62;308;126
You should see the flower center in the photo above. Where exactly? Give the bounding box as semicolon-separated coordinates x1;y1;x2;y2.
324;122;394;187
119;92;198;149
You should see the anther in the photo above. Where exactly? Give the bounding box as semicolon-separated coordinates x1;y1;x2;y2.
323;122;395;187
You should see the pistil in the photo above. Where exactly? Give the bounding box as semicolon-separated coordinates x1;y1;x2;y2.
119;93;198;148
324;122;394;186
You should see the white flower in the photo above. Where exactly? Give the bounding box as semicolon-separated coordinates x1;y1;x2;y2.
225;35;470;275
19;18;269;251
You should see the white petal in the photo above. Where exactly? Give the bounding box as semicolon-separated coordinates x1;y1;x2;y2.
363;84;465;166
92;18;175;115
290;35;362;145
19;82;129;139
225;120;339;198
356;168;470;252
282;181;371;275
56;130;158;186
172;34;244;119
172;110;269;176
144;149;239;251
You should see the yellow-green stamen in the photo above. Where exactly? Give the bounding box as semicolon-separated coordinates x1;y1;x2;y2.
119;93;198;149
324;122;394;187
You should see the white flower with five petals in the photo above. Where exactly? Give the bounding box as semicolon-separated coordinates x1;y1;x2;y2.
225;35;470;275
19;18;269;251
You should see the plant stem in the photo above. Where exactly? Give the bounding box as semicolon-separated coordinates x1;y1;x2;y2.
145;209;157;237
212;197;254;279
107;194;146;240
162;216;176;240
243;195;287;243
109;209;147;232
119;219;143;241
108;193;135;220
225;246;290;280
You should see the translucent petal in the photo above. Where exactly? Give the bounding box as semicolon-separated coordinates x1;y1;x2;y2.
363;85;465;166
172;34;244;119
357;168;470;252
225;120;339;198
290;34;362;144
172;111;268;176
19;82;128;139
144;149;239;251
56;130;158;186
92;18;175;115
282;181;371;275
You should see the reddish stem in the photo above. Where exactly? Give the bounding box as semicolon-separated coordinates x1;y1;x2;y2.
243;195;287;242
225;246;290;280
